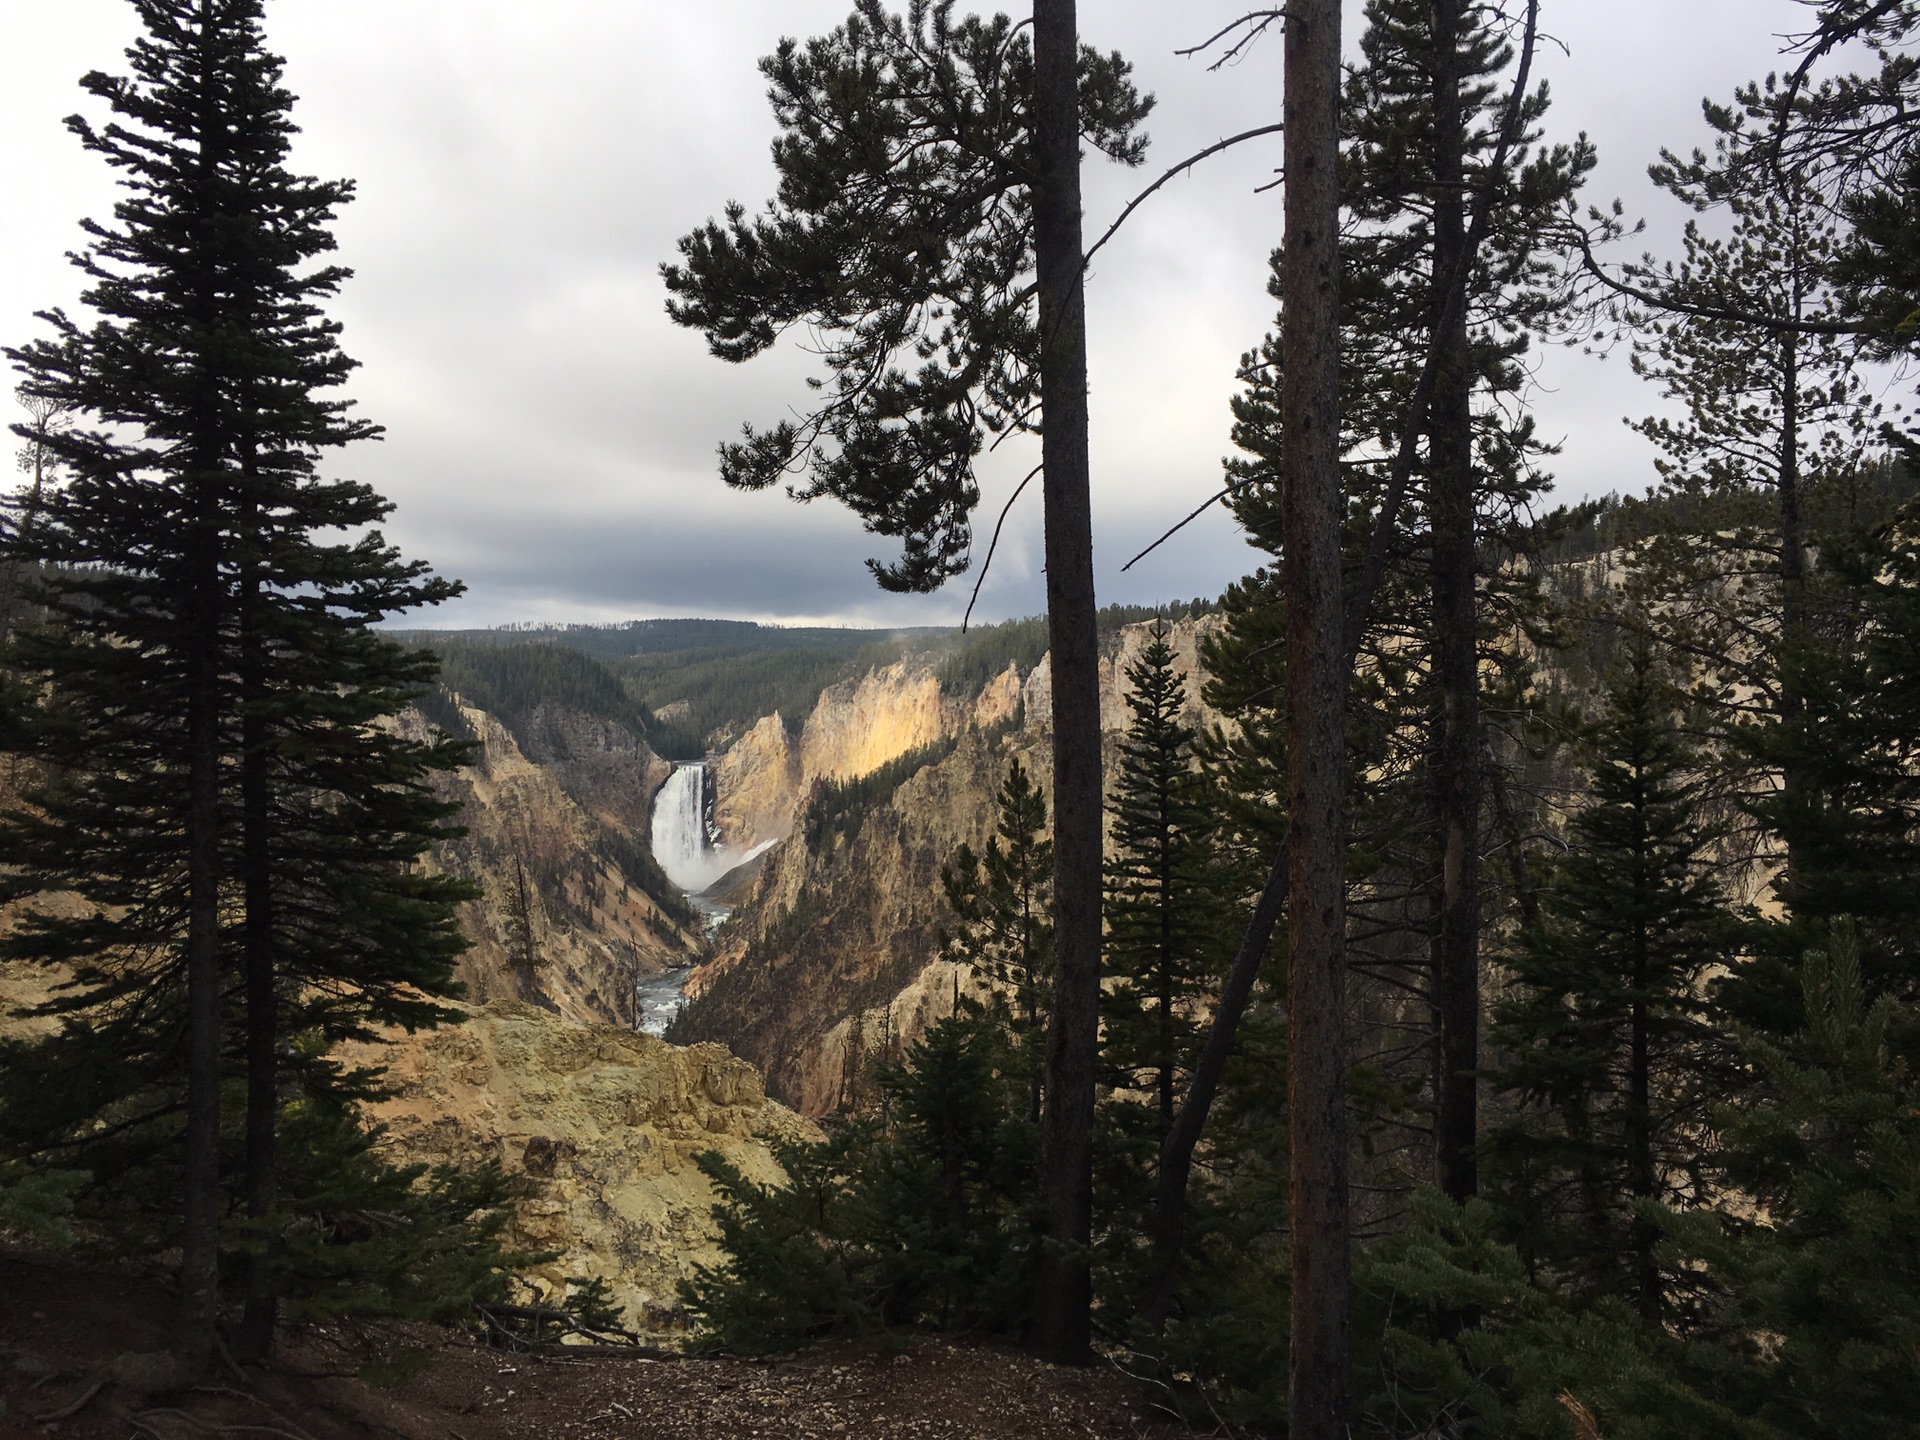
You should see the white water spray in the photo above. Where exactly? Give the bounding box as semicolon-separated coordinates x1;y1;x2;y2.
650;762;722;893
643;762;777;1034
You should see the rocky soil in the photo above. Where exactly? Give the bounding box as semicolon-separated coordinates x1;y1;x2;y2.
0;1246;1194;1440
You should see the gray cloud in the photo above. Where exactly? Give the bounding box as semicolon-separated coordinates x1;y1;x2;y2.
1;0;1837;627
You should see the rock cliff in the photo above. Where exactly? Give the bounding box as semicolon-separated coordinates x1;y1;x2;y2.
679;727;1052;1113
712;712;801;848
347;1003;818;1338
709;659;1028;853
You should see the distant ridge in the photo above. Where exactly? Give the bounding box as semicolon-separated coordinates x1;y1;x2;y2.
401;616;955;660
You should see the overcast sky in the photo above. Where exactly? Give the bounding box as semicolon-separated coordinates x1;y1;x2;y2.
0;0;1853;629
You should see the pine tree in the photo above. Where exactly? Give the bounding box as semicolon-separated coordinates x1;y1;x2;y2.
940;758;1053;1119
1674;919;1920;1440
1486;637;1737;1327
1;0;472;1366
1616;93;1901;1052
1101;625;1222;1134
1738;497;1920;1021
1211;0;1590;1220
1620;93;1886;860
663;2;1152;1359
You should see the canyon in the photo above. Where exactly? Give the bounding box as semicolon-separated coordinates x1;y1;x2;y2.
668;616;1222;1114
0;613;1219;1334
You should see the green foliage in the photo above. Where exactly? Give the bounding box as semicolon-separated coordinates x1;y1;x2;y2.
618;637;914;754
264;1095;532;1326
940;760;1053;1056
1352;1193;1752;1440
0;0;489;1347
1669;921;1920;1440
1487;637;1739;1325
662;0;1151;591
1730;500;1920;1022
562;1274;629;1335
682;1012;1037;1352
934;615;1049;696
1101;626;1226;1123
0;1164;85;1246
430;640;648;749
682;1132;877;1352
1096;626;1236;1311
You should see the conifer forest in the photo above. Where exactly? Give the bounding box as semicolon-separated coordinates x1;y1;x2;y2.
2;2;1918;1437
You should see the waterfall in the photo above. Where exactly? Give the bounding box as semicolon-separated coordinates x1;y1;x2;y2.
650;761;723;894
650;760;780;902
642;760;779;1034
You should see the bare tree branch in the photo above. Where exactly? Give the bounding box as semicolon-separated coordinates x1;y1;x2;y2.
1175;11;1286;69
1119;476;1265;572
1079;124;1287;277
962;462;1043;631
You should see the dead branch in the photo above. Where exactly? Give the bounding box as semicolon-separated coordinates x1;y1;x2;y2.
961;461;1043;631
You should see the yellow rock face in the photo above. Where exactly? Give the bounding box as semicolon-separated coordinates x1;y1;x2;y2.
799;661;948;785
353;1004;819;1338
712;711;802;849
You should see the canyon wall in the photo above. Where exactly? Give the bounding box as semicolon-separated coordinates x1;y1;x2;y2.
678;617;1220;1113
709;658;1029;853
417;701;701;1028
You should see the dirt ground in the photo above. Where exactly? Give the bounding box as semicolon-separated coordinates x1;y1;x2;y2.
0;1246;1195;1440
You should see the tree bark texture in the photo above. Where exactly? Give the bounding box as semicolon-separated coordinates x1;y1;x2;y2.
1428;0;1483;1205
1283;2;1352;1435
1029;0;1103;1368
1148;0;1544;1326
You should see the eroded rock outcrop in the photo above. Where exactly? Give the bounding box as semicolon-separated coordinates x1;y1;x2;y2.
356;1003;818;1338
799;661;948;785
710;660;1025;854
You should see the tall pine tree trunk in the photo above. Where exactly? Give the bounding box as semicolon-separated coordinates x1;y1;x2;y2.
1284;1;1351;1433
1627;928;1659;1324
182;497;223;1367
1030;0;1102;1367
1428;0;1482;1204
179;6;226;1355
238;544;279;1360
